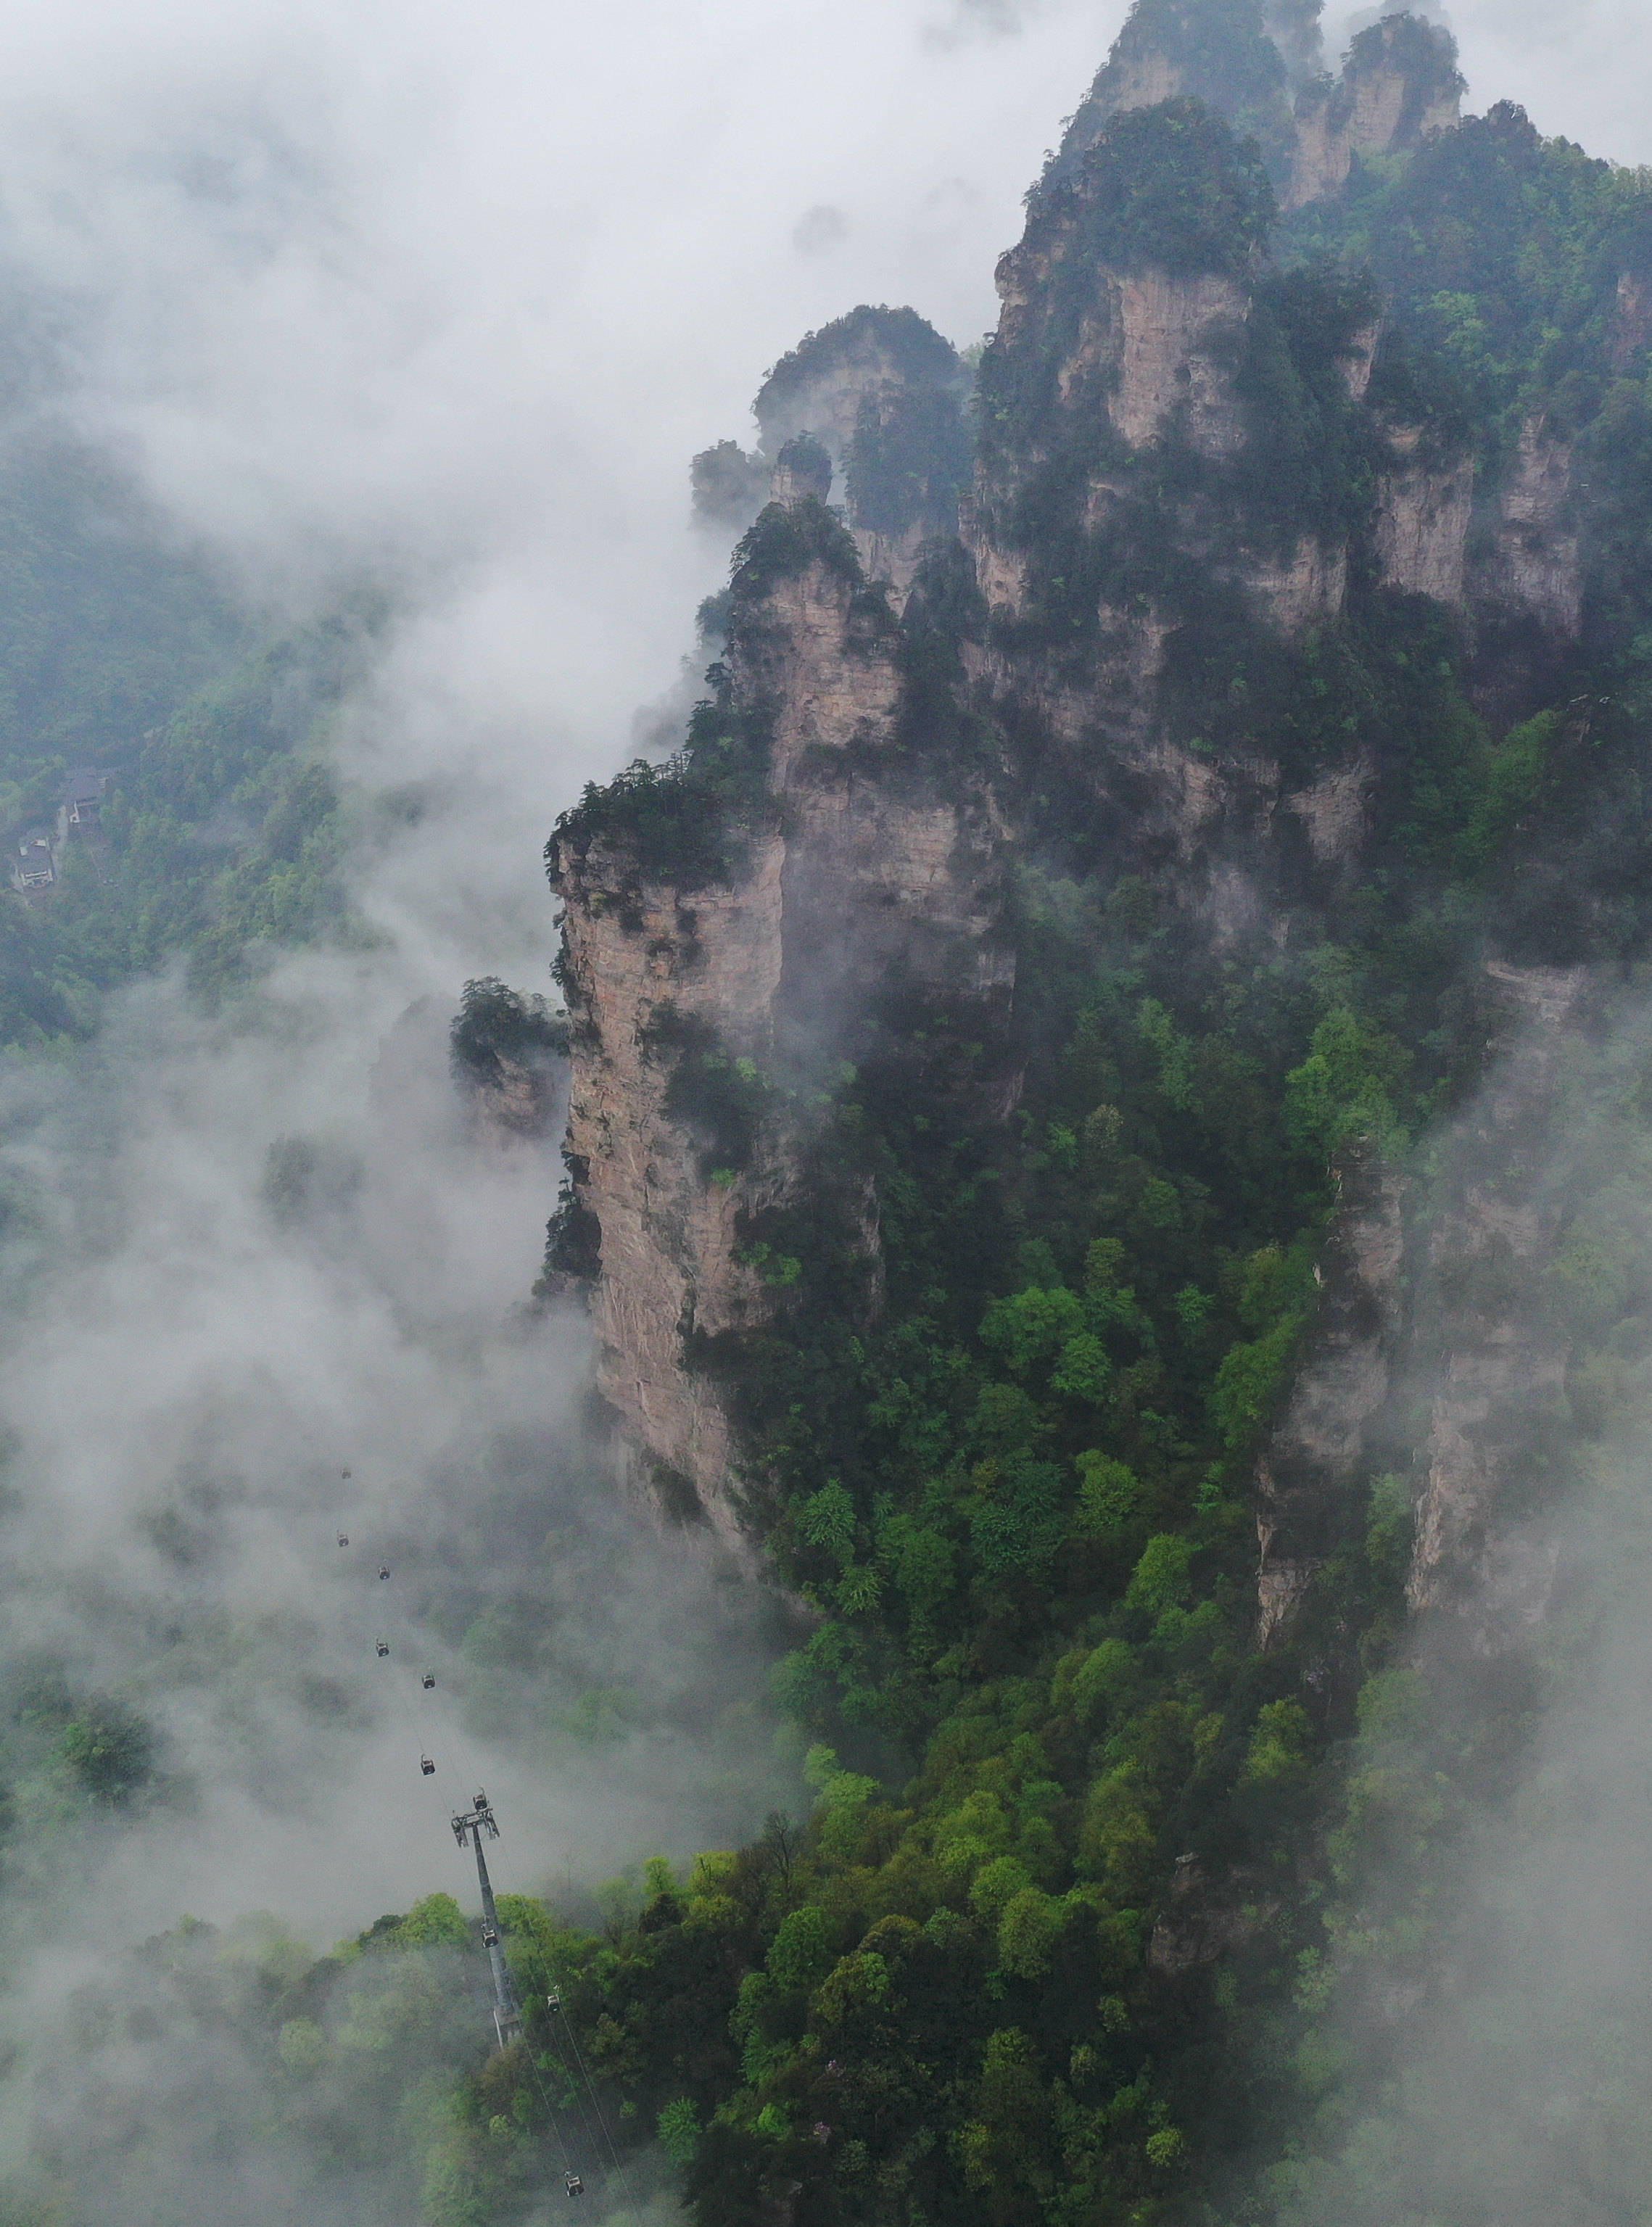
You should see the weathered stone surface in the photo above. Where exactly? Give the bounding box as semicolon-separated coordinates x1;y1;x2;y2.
1611;268;1652;370
1112;270;1250;456
851;521;927;606
466;1051;563;1146
552;550;1009;1537
1284;18;1463;212
756;326;965;465
1284;754;1376;872
1244;537;1349;636
1471;416;1582;641
1375;429;1476;606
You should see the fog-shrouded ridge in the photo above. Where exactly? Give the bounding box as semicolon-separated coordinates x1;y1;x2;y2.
0;961;790;2224
1255;987;1652;2226
0;0;1643;2218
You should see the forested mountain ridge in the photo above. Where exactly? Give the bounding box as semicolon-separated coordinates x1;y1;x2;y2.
511;2;1652;2221
0;423;374;1052
12;6;1650;2223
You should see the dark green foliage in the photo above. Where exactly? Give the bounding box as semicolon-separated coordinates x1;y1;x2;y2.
756;307;962;444
732;498;863;598
511;63;1652;2227
893;539;993;769
1281;98;1652;445
1063;98;1276;281
550;503;868;893
976;102;1285;656
1341;12;1463;126
0;437;246;829
56;1698;153;1804
647;1008;769;1183
0;609;368;1046
0;434;368;1048
450;978;568;1087
692;439;769;528
845;389;973;537
538;1146;603;1289
1049;0;1294;192
774;432;833;500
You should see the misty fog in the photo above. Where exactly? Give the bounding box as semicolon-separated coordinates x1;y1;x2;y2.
0;0;1644;2218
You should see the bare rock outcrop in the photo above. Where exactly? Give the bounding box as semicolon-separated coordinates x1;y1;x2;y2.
1285;15;1464;212
1375;427;1475;606
1114;270;1251;455
550;531;1010;1537
754;306;968;467
1244;536;1349;635
1284;753;1376;872
1470;416;1583;642
851;521;928;606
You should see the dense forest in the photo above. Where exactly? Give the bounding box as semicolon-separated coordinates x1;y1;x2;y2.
8;3;1652;2226
0;428;373;1051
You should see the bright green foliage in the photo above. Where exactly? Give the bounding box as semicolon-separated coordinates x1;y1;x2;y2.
392;1896;472;1951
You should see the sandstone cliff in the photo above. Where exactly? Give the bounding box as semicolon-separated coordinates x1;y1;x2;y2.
560;29;1630;1622
1469;416;1583;643
550;518;1009;1534
1284;15;1463;212
1375;426;1475;607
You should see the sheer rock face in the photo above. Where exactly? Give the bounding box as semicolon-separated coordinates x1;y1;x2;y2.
972;215;1374;904
851;522;928;607
756;329;967;466
1375;429;1477;606
997;248;1251;462
1373;416;1583;640
1284;17;1463;212
1113;270;1252;455
1246;536;1350;636
555;840;785;1534
466;1053;564;1146
551;552;1011;1534
1471;417;1583;643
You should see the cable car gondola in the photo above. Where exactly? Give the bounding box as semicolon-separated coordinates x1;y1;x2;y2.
564;2175;584;2197
376;1640;389;1658
422;1672;436;1690
337;1534;349;1548
379;1565;391;1581
421;1756;436;1777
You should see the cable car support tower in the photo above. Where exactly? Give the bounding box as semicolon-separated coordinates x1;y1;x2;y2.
451;1790;522;2047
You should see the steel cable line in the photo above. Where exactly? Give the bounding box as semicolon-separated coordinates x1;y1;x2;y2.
334;1519;600;2200
481;1824;634;2206
551;1990;632;2194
